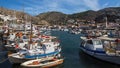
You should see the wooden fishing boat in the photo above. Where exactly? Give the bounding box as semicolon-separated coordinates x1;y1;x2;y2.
21;57;64;68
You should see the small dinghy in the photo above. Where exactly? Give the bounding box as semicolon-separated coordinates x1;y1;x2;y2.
21;57;64;68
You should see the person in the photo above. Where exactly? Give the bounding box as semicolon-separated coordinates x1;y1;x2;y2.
19;32;23;39
24;44;28;49
42;44;46;54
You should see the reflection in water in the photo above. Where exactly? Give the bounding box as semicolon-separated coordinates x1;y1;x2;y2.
0;51;8;63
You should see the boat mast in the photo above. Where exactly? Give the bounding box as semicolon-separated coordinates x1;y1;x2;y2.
30;17;32;43
12;10;16;32
22;3;26;34
28;17;33;50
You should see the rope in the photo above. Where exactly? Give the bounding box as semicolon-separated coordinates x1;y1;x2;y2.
0;51;8;53
0;58;8;63
0;51;9;63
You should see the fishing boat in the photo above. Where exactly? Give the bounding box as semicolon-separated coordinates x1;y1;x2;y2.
4;32;33;52
21;56;64;68
8;25;61;64
5;31;60;52
80;36;120;64
8;41;61;64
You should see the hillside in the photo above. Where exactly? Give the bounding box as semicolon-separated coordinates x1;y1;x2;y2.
36;11;67;25
37;7;120;24
95;7;120;23
0;7;120;25
68;10;97;21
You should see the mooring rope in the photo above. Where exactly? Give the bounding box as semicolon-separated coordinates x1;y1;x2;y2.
0;51;9;63
0;57;8;63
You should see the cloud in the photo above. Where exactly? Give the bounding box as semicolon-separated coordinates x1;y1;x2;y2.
101;2;109;9
104;2;109;7
115;3;120;7
82;0;100;10
17;0;101;15
2;0;120;15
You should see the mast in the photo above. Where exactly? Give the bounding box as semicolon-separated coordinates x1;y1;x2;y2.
22;3;26;34
28;16;33;50
30;17;32;43
12;10;16;32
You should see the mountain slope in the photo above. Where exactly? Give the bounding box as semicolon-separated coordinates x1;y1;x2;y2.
36;11;67;25
1;7;120;25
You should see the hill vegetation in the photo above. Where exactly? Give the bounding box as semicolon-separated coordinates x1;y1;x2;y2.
0;7;120;25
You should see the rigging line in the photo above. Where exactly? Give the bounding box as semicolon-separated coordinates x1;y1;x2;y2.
0;51;8;54
0;58;8;63
0;51;9;63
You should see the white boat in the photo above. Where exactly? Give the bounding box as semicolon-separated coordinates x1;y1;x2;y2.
5;32;59;52
8;35;61;64
80;36;120;64
8;48;61;64
21;57;64;68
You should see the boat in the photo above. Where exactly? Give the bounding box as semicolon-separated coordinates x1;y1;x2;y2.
8;28;61;64
8;48;61;64
80;36;120;64
5;31;60;52
8;36;61;64
21;56;64;68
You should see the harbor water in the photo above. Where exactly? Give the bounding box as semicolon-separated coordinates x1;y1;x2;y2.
0;31;120;68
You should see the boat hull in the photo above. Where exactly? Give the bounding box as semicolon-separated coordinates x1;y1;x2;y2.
80;46;120;65
8;50;60;64
42;59;63;68
21;59;64;68
8;54;32;64
5;46;16;52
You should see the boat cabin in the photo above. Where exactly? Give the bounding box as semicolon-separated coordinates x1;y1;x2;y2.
100;37;120;56
81;37;103;51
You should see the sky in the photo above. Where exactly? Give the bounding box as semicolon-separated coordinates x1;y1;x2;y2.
0;0;120;15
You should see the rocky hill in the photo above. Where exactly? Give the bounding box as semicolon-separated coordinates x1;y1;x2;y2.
95;7;120;23
37;7;120;24
0;7;120;25
68;10;97;21
36;11;67;25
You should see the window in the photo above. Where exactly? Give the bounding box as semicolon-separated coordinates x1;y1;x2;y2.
94;40;102;45
87;40;93;44
81;41;85;46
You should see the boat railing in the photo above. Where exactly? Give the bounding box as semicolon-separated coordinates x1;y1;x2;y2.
103;40;120;56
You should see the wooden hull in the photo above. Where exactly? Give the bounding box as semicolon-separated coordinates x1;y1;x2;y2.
21;59;64;68
42;59;63;68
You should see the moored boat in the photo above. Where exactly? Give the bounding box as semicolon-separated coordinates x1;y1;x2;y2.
8;47;61;64
80;36;120;64
21;57;64;68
